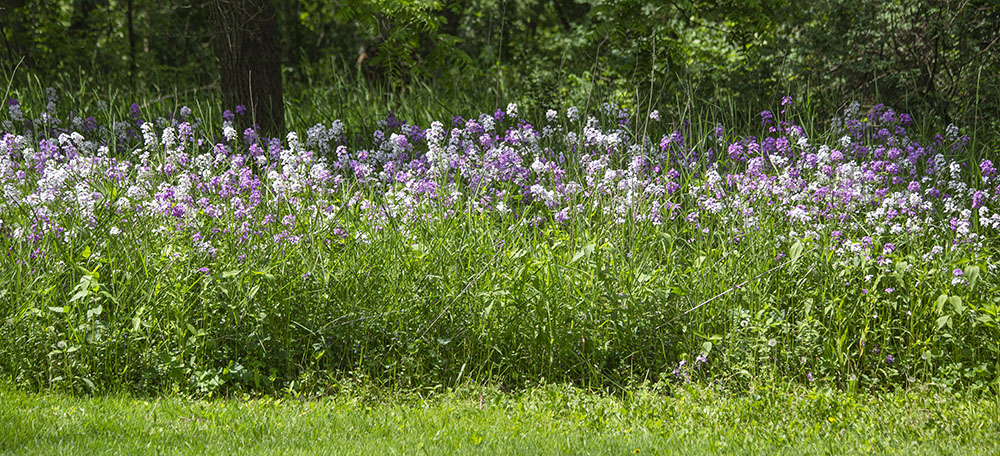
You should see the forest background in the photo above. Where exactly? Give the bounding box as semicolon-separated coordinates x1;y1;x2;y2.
2;0;998;133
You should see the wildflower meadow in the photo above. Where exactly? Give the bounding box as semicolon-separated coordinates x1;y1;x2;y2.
1;93;997;397
3;0;1000;452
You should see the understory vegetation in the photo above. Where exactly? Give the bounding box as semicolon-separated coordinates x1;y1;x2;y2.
1;83;997;397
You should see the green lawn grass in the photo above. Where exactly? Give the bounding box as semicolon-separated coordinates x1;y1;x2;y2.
2;383;998;455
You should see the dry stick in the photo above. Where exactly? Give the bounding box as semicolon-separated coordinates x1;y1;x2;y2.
641;38;655;149
581;35;606;126
249;69;257;133
656;246;818;330
1;56;25;108
415;252;503;342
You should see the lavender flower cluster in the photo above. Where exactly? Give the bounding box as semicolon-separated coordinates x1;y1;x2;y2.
1;97;997;280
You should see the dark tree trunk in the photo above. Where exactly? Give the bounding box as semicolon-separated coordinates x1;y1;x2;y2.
210;0;285;137
70;0;100;34
126;0;136;87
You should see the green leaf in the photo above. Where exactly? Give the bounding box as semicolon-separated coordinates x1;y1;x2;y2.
80;246;91;260
99;290;118;305
790;240;804;263
570;243;595;264
248;284;260;301
934;294;948;314
936;315;951;330
222;270;241;279
965;265;980;289
86;305;103;319
701;341;713;355
949;296;965;315
48;306;66;313
69;289;89;303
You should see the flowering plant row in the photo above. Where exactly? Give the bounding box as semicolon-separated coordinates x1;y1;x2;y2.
0;93;996;393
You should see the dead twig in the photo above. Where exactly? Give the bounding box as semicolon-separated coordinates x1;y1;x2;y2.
657;246;818;330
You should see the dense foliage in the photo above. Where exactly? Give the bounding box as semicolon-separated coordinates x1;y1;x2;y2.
3;0;998;127
0;92;996;395
1;0;997;397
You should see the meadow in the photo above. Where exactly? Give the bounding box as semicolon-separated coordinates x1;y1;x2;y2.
3;0;999;451
1;82;997;400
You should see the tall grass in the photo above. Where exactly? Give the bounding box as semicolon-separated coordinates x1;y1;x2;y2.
0;71;997;397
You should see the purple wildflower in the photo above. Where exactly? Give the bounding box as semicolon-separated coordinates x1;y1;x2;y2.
981;159;996;178
972;191;986;209
760;110;774;126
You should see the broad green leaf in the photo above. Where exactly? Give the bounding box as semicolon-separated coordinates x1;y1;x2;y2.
790;240;804;263
949;296;965;314
936;315;951;330
70;289;89;303
965;265;981;289
934;294;948;314
570;243;595;264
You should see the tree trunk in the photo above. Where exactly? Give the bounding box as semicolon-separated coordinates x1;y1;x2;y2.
126;0;136;88
210;0;285;137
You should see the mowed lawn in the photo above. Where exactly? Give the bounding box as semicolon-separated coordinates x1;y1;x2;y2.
2;384;998;455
